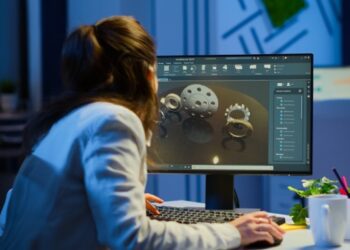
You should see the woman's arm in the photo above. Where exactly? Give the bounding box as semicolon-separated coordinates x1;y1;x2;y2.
82;110;241;249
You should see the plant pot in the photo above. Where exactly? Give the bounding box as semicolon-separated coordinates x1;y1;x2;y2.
1;94;17;113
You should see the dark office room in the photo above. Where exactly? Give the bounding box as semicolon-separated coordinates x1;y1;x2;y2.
0;0;350;249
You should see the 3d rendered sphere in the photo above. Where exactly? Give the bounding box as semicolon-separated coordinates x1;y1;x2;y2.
180;84;219;118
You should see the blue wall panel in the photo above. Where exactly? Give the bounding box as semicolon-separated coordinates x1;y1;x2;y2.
216;0;341;65
68;0;121;31
0;0;20;83
154;0;184;55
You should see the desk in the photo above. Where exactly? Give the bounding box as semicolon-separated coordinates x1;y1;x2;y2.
162;201;350;250
265;230;350;250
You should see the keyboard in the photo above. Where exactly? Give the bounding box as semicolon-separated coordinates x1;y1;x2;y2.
147;206;286;225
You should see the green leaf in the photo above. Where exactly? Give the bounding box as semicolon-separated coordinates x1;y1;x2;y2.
320;182;338;194
289;204;308;225
287;186;309;198
320;177;337;184
289;177;338;198
309;185;322;195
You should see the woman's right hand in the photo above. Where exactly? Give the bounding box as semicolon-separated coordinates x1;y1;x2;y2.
230;211;285;246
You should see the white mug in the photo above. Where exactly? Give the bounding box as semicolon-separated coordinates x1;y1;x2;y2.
345;198;350;240
308;194;348;247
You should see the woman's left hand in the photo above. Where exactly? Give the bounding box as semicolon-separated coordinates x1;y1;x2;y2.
145;193;164;215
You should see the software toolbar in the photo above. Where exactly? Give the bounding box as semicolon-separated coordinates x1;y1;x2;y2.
158;56;312;77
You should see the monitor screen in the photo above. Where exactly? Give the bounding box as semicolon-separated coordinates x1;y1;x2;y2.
149;54;313;176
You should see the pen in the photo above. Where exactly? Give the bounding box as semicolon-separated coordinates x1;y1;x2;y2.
342;176;349;192
333;168;350;198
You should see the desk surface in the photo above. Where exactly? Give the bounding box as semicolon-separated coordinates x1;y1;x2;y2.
256;230;350;250
162;200;350;250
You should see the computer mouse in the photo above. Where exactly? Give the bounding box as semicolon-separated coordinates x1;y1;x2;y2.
244;237;283;249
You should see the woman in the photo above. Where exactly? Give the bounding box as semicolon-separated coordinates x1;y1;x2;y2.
0;16;284;249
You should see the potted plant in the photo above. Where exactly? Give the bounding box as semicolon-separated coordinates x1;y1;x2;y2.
287;177;338;225
0;79;17;113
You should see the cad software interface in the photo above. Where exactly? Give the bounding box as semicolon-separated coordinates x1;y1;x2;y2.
149;54;312;173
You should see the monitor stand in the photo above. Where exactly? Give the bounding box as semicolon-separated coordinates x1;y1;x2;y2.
205;174;239;210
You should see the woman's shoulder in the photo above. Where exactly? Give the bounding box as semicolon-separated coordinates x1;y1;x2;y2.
79;102;137;118
72;102;144;134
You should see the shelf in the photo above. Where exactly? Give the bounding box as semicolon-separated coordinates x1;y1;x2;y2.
0;112;30;121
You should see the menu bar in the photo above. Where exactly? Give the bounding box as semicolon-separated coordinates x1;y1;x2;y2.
157;55;312;77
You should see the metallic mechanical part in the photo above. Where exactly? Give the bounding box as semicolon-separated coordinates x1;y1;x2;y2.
161;93;182;112
224;103;251;121
225;118;253;139
180;84;218;118
159;93;183;124
224;103;253;139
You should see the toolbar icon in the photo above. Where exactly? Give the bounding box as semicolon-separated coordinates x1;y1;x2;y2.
173;65;180;72
249;64;257;70
235;64;242;70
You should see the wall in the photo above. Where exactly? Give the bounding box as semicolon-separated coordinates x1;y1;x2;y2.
68;0;153;33
0;0;20;83
216;0;341;65
68;0;121;31
26;0;42;112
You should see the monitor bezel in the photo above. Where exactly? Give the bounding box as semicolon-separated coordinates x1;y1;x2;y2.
149;53;313;176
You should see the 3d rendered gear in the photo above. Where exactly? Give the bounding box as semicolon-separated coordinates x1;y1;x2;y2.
160;93;182;112
224;103;253;139
225;103;251;121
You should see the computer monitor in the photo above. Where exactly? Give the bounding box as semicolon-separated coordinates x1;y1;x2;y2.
149;54;313;209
